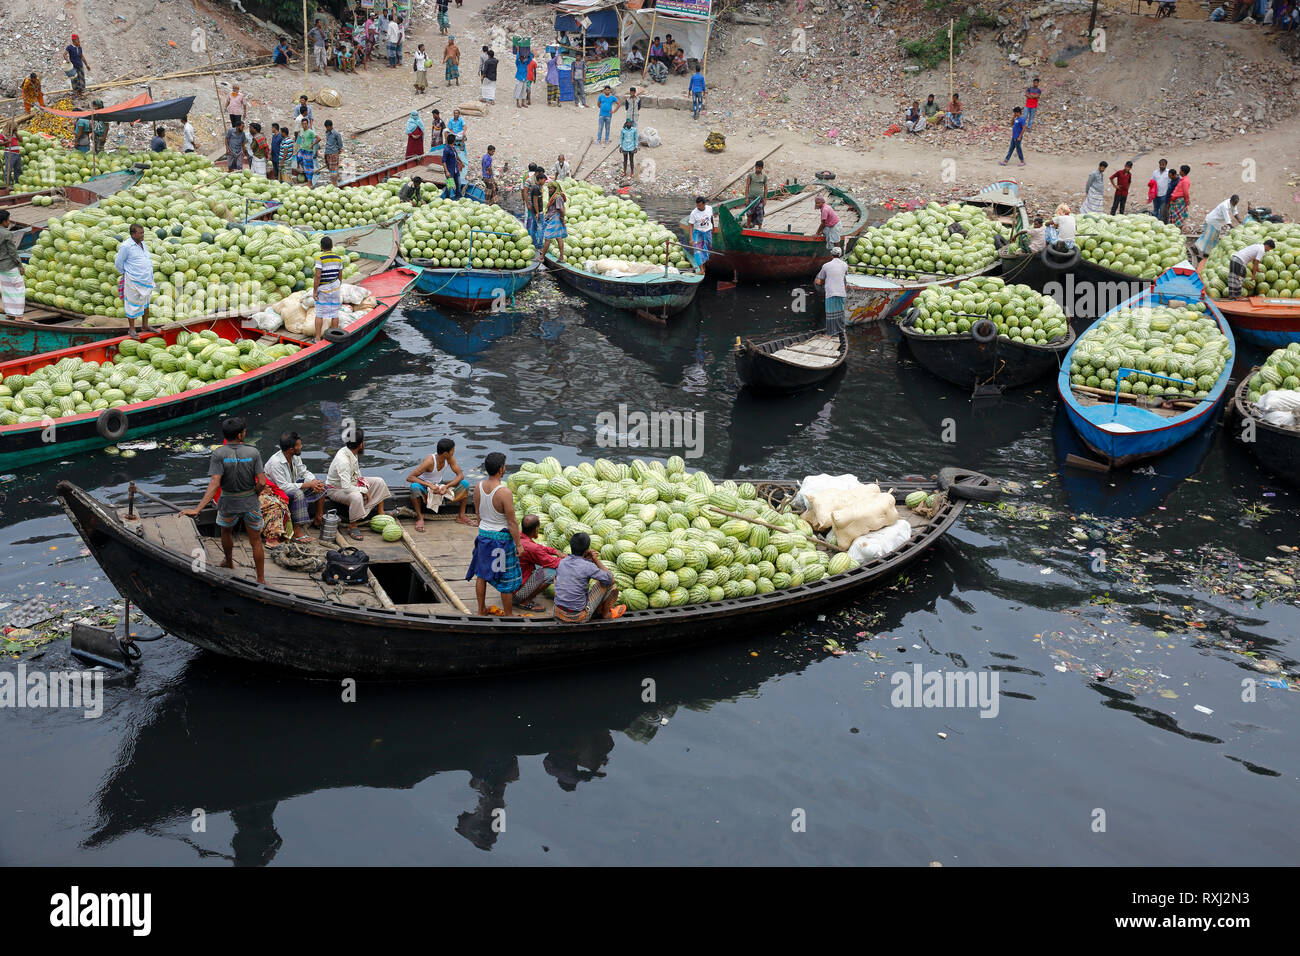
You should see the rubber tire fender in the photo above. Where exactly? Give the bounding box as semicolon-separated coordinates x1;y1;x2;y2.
96;407;128;442
323;326;351;343
937;467;1002;502
971;319;998;344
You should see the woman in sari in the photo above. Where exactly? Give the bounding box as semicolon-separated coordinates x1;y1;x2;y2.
1166;164;1191;229
444;36;461;86
258;480;292;546
405;110;425;158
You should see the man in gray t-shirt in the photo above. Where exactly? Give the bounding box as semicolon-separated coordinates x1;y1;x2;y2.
184;417;267;584
553;531;624;622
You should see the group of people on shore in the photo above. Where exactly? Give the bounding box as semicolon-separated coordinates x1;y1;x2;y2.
189;422;625;622
902;90;972;134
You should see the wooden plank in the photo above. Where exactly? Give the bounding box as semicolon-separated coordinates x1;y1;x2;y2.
581;142;623;182
761;185;826;219
707;143;784;201
571;136;596;177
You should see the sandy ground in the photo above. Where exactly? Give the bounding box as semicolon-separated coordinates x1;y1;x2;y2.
5;0;1298;225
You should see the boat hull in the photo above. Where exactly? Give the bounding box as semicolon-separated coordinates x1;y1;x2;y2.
0;270;415;469
56;477;966;678
408;261;538;312
1232;374;1300;483
899;318;1075;390
547;257;702;315
1213;297;1300;348
734;331;847;393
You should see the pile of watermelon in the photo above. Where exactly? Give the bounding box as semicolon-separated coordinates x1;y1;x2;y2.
1074;213;1187;280
914;277;1070;343
0;330;301;425
1069;303;1229;399
1246;344;1300;404
848;202;1001;278
13;131;213;190
507;456;860;611
1204;222;1300;300
400;198;534;268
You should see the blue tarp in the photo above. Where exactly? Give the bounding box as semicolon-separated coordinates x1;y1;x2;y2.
555;9;620;36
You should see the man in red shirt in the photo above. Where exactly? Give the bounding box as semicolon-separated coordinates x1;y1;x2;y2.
515;514;563;610
1024;77;1041;132
1108;160;1133;214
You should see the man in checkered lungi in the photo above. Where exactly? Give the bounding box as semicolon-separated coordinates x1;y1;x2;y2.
1227;239;1274;299
815;247;849;335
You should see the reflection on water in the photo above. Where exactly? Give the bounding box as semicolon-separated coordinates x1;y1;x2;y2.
1;206;1298;865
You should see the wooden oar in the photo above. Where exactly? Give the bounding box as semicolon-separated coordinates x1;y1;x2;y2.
706;505;847;553
400;528;472;615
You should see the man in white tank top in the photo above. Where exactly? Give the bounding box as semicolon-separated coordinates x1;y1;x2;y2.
464;451;523;615
406;437;471;531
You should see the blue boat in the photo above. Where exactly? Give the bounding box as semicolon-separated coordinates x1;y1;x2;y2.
545;253;703;318
1057;264;1235;467
404;259;540;312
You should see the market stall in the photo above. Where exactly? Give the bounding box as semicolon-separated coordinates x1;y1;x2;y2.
623;0;713;79
554;0;623;94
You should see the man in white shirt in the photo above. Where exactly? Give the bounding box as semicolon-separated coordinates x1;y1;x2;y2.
265;430;327;539
814;248;849;335
1151;158;1170;220
1047;203;1076;248
114;224;155;337
552;154;571;180
688;195;713;270
182;114;196;153
325;428;392;537
1227;239;1275;299
386;18;401;68
1194;194;1241;259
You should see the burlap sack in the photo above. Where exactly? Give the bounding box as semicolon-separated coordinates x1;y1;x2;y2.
832;492;898;543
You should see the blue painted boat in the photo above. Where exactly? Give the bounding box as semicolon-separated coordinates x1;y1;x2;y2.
1057;264;1235;467
404;259;539;312
544;253;702;317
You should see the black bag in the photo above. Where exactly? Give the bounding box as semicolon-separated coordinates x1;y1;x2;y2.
322;547;370;585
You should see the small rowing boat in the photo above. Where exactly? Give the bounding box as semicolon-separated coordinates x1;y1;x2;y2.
734;330;848;393
1057;264;1234;467
545;252;703;318
0;222;402;359
0;268;416;469
405;259;539;312
680;181;866;283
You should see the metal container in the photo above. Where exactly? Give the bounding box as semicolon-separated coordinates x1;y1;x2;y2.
320;512;340;542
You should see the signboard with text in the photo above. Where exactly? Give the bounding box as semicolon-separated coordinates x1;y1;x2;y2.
656;0;712;20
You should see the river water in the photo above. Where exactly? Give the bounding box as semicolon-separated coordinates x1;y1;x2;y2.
1;203;1297;865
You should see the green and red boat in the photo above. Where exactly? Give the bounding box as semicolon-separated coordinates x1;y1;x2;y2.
679;180;866;283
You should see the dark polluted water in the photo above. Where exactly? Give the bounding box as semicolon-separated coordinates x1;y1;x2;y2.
2;211;1298;865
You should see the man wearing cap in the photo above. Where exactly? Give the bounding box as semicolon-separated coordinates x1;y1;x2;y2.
64;35;89;95
814;247;849;336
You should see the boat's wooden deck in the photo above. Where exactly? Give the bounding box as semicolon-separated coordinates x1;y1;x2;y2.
129;509;557;618
770;335;842;368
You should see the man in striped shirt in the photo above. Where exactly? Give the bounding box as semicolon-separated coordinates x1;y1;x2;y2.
313;236;346;340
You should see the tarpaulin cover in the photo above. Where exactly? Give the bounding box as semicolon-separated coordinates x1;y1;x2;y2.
555;9;620;36
39;94;197;123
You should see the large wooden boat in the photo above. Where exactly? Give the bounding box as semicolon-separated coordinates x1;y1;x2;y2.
56;466;997;678
0;268;417;468
1231;371;1300;484
0;222;402;359
734;330;847;393
1057;265;1234;467
545;252;703;317
679;181;866;282
897;308;1075;392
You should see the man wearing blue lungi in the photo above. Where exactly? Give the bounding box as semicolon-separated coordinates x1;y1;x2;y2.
465;452;523;616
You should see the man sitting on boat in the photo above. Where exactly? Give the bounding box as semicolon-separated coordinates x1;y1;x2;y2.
398;175;427;205
1045;203;1076;249
182;417;268;585
515;515;563;611
553;531;625;622
1027;217;1046;253
814;247;849;336
265;430;327;541
1227;239;1275;299
326;428;392;539
407;437;472;531
465;452;523;616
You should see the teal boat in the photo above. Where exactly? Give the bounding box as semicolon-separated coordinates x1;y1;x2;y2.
544;252;703;318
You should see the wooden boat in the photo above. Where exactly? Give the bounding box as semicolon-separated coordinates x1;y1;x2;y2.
1057;265;1234;467
734;330;847;393
0;222;402;360
897;308;1075;392
0;268;416;469
1231;371;1300;483
545;252;703;317
341;153;486;203
1209;296;1300;348
0;168;144;251
680;180;866;282
56;466;998;678
405;259;539;312
843;181;1034;325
